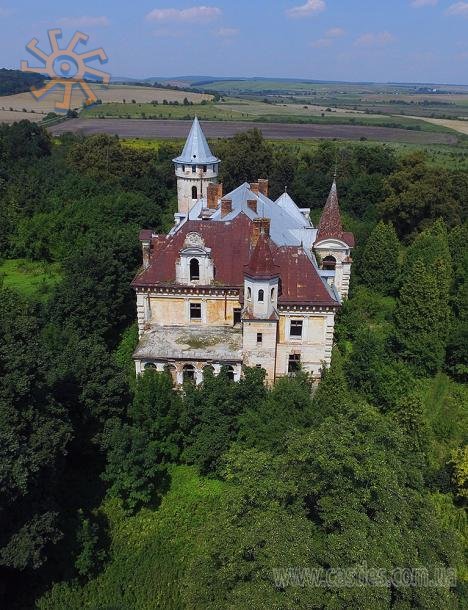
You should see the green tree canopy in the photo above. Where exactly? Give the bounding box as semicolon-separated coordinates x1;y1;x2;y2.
359;221;400;294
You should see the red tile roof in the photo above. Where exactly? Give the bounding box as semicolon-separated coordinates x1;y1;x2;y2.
244;233;280;279
132;213;338;307
316;180;346;243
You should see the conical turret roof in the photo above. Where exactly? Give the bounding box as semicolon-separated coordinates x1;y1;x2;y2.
244;232;280;279
173;117;220;165
316;180;344;241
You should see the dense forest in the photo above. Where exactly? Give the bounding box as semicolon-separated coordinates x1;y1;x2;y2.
0;69;45;96
0;121;466;609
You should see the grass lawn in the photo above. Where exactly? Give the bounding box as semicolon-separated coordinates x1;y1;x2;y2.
0;258;62;300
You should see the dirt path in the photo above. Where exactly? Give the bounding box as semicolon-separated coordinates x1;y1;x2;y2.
407;116;468;136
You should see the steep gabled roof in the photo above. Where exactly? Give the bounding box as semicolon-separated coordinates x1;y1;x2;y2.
244;233;280;279
275;191;312;227
132;215;339;307
173;117;220;165
316;180;344;242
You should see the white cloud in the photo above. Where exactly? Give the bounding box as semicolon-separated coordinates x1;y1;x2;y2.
446;1;468;15
325;27;345;37
311;38;333;48
146;6;222;23
354;31;395;47
58;16;109;27
216;27;239;38
286;0;326;18
410;0;438;7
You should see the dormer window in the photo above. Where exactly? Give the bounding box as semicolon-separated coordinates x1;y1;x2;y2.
247;287;252;300
190;258;200;281
271;288;275;299
323;256;337;271
258;289;264;302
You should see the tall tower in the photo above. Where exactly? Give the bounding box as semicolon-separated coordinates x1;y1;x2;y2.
173;117;220;215
313;179;354;300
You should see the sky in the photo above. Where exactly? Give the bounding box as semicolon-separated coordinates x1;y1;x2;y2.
1;0;468;84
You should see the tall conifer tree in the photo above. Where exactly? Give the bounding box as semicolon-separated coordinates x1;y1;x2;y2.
359;221;400;294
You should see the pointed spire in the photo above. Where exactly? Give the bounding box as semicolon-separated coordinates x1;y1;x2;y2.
244;232;280;280
173;116;220;165
316;179;344;241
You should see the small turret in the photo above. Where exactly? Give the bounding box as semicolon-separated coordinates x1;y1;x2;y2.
173;117;220;216
244;224;280;319
313;179;354;300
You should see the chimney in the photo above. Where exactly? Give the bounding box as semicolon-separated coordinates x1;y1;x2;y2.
142;241;151;269
250;182;259;195
247;199;257;214
258;179;269;197
221;198;232;218
207;183;218;209
251;218;270;246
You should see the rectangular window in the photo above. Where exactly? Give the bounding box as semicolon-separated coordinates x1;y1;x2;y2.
192;166;196;173
190;303;202;320
257;333;263;344
233;308;242;326
203;165;207;172
288;354;301;374
290;320;303;338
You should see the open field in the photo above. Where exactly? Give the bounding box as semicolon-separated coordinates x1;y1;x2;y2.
407;117;468;136
81;99;454;133
189;79;468;120
0;259;62;300
0;84;211;123
49;117;459;145
0;109;43;123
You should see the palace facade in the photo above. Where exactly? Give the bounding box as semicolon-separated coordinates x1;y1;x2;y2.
132;118;354;384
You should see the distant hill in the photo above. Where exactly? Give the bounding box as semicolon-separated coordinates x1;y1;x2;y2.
0;68;45;96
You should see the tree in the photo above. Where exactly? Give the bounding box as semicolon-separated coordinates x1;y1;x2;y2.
238;372;314;453
214;130;273;193
103;371;181;511
393;259;448;375
359;221;400;294
312;347;350;422
0;288;71;572
347;327;414;411
378;153;466;239
180;367;244;474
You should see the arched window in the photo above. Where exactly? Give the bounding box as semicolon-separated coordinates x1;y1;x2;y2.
144;362;156;370
258;289;264;302
192;185;198;199
183;364;196;383
323;256;336;271
271;287;275;299
164;364;177;383
226;365;235;381
190;258;200;281
247;287;252;300
203;365;214;379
